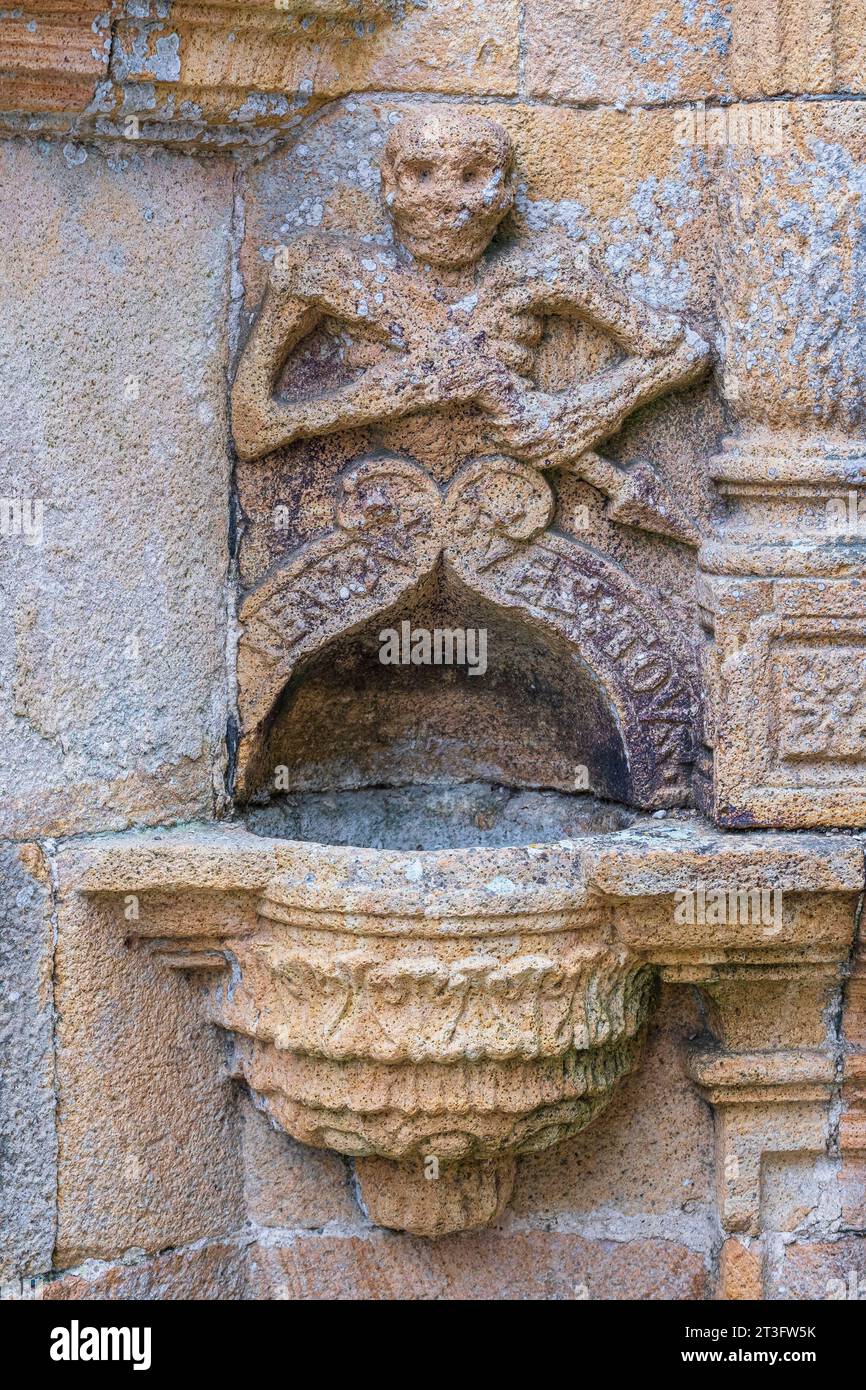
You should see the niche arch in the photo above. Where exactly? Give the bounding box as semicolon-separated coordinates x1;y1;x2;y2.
235;454;700;808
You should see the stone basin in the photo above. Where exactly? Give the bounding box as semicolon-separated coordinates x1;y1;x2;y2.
244;781;633;850
235;785;652;1234
71;801;863;1238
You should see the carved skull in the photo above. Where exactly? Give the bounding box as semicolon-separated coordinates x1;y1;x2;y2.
380;110;514;270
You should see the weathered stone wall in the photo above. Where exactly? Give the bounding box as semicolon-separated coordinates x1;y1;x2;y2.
1;1;865;1301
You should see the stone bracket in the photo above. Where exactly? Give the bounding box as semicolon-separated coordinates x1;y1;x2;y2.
688;1046;836;1236
69;820;864;1237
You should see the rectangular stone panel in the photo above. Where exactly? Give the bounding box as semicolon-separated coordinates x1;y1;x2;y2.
0;3;111;114
774;640;866;766
701;578;866;826
52;865;244;1265
0;138;234;837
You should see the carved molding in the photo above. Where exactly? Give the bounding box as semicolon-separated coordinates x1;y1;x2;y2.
2;2;862;128
0;3;112;113
0;0;499;130
109;0;394;122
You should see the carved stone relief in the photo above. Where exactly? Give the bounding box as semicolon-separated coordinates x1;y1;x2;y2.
5;0;866;1309
231;111;708;522
232;110;709;808
56;96;858;1266
122;104;851;1240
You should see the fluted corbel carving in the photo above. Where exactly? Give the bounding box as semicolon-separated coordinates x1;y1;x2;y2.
69;821;862;1237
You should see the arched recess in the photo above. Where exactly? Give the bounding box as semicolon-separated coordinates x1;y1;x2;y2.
242;568;633;805
235;455;700;808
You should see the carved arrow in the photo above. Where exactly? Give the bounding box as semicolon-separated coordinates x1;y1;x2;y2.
564;450;700;547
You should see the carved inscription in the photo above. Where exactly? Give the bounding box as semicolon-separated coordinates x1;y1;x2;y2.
484;542;697;801
249;538;396;658
238;457;443;746
238;455;700;805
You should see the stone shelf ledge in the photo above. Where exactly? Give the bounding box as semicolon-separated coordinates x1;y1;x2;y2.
60;815;864;1237
66;816;865;906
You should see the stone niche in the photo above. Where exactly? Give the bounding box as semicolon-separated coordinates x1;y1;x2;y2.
5;8;866;1297
235;452;700;811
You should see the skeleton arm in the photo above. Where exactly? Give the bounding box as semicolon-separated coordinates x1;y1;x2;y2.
534;244;690;357
483;243;710;465
231;254;446;463
231;277;320;461
560;332;709;457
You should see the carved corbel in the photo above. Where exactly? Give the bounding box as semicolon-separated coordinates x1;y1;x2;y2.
69;822;863;1240
79;827;656;1238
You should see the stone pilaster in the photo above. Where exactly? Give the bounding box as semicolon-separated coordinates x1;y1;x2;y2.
698;104;866;827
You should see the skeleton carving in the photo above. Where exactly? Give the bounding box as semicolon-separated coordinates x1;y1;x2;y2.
231;110;710;543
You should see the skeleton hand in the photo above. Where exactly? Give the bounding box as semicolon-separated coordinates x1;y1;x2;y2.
434;346;520;412
484;385;622;467
485;327;711;467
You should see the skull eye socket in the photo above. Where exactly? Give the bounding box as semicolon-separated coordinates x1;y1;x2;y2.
463;160;496;186
405;160;434;184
